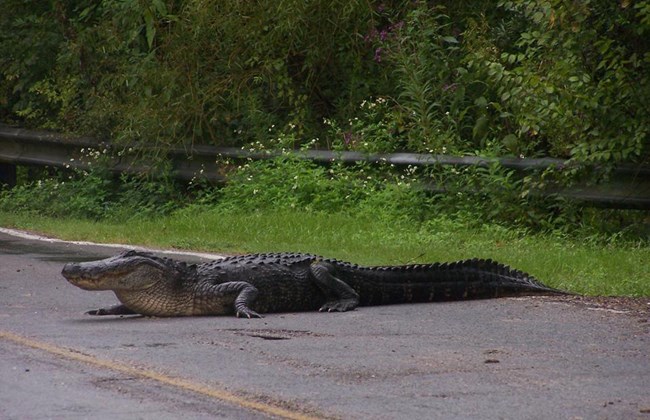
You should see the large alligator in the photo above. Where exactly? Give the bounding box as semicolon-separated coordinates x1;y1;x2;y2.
62;250;568;318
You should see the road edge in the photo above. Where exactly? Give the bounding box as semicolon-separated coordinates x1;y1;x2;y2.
0;227;226;260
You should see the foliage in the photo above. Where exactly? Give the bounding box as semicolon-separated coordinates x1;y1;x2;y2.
1;0;648;238
0;2;64;125
0;167;181;221
208;133;429;223
0;173;108;219
476;0;650;166
2;1;647;161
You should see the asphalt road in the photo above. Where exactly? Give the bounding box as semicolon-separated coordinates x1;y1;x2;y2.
1;228;649;419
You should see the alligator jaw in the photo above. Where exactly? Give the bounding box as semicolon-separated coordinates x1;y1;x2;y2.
62;261;131;290
61;252;166;291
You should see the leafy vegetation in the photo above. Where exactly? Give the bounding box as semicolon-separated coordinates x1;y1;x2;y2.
2;1;648;164
2;147;648;241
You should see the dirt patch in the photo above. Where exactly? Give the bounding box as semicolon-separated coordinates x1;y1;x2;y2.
544;295;650;319
223;328;334;340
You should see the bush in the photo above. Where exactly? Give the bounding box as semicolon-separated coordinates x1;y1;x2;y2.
2;1;646;164
0;168;181;221
1;1;648;238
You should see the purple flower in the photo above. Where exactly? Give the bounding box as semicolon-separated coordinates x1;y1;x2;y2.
442;83;458;92
390;21;404;31
364;28;378;43
374;47;383;63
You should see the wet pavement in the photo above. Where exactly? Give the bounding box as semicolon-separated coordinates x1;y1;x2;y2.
1;228;649;419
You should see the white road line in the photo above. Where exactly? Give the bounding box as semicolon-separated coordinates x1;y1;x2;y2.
0;227;226;260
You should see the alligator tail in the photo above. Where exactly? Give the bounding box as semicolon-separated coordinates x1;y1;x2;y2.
349;258;569;306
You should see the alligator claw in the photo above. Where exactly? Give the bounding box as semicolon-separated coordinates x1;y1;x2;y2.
86;309;104;316
86;308;117;316
319;298;358;312
236;308;263;319
85;304;137;316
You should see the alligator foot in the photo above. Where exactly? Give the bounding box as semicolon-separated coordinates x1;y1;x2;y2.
86;304;136;316
311;261;360;313
236;306;264;319
228;282;263;318
319;298;358;312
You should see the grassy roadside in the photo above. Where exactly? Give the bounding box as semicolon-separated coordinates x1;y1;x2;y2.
1;208;648;297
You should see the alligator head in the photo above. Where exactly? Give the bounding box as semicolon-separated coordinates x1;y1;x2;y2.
62;250;189;291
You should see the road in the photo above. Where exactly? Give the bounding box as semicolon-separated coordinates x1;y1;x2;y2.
0;228;649;419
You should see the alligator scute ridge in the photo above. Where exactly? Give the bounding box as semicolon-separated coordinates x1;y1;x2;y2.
61;250;569;318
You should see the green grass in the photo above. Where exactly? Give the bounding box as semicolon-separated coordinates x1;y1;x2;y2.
1;208;648;297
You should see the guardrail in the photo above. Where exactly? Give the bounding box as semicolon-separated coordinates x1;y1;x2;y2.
0;124;648;209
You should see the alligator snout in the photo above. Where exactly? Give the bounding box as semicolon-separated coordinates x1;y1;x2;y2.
62;262;82;279
61;262;97;289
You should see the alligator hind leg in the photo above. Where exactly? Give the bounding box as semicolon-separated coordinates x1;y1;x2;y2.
310;261;360;312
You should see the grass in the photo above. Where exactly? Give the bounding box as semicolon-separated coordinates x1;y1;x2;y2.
1;208;648;297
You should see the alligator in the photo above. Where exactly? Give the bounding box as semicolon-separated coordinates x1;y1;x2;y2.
61;250;568;318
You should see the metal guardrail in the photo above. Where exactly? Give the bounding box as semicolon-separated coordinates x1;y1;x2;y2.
0;124;649;209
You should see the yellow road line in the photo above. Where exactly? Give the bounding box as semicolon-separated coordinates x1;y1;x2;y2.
0;330;324;420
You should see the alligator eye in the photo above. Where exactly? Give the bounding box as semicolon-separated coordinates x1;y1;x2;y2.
122;250;138;257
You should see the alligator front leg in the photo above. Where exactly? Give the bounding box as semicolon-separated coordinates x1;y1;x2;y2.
86;304;137;316
202;281;263;318
310;261;360;312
